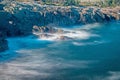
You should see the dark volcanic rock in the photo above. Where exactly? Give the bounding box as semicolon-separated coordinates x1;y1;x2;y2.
0;31;8;52
33;26;57;33
0;4;8;52
0;4;4;10
0;2;119;37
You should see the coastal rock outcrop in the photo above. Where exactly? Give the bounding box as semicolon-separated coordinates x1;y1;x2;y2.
0;31;8;52
33;26;65;40
1;2;120;36
33;26;57;33
101;7;120;20
0;1;120;51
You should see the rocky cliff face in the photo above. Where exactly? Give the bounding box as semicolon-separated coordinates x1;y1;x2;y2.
1;2;120;36
0;31;8;52
0;4;8;52
0;1;120;52
101;7;120;20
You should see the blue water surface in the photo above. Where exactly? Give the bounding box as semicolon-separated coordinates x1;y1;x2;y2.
0;21;120;80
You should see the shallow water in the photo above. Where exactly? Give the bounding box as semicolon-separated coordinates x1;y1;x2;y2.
0;21;120;80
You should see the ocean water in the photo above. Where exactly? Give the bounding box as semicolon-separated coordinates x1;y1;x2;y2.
0;21;120;80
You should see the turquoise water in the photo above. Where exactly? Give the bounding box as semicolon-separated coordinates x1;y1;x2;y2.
0;21;120;80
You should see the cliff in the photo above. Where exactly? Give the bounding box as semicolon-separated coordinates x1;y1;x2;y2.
0;1;120;52
1;2;120;36
0;31;8;52
0;4;8;52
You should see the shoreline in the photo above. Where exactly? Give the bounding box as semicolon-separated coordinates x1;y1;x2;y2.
0;1;120;52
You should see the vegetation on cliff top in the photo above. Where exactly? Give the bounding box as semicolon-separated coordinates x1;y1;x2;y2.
7;0;120;7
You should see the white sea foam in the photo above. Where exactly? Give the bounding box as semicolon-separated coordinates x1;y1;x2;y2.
93;71;120;80
73;40;107;46
0;47;96;80
1;23;114;80
105;71;120;80
33;26;99;41
0;35;98;80
79;23;101;30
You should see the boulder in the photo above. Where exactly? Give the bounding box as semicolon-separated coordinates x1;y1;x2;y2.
33;26;57;33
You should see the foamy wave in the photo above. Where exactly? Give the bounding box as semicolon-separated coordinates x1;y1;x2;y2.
73;40;107;46
79;23;101;30
33;27;98;41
